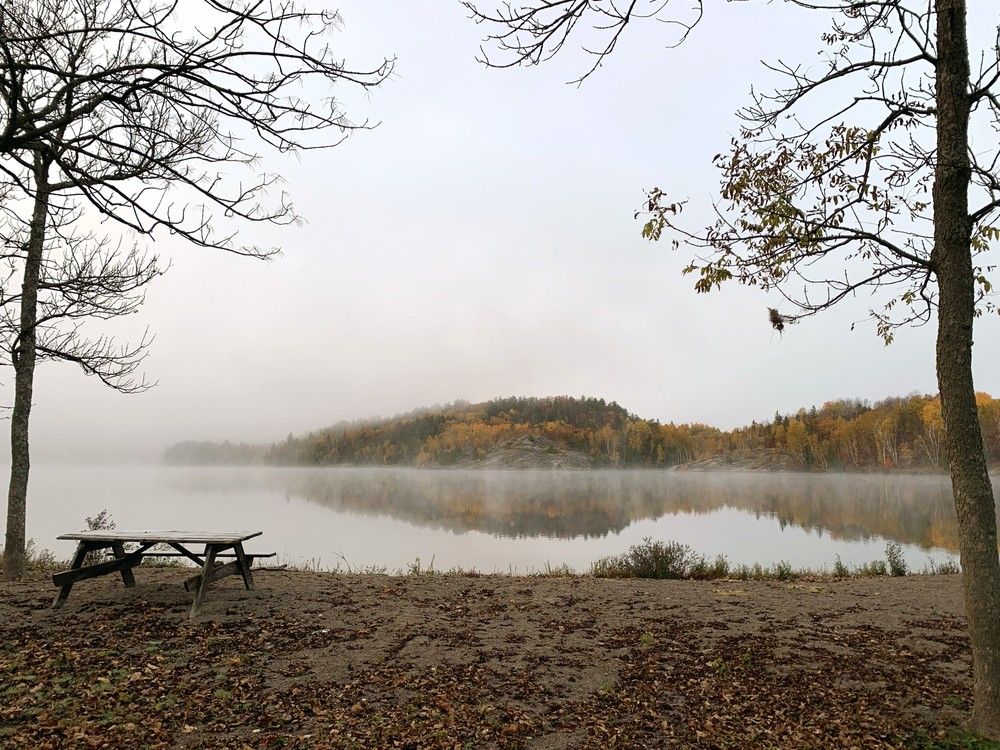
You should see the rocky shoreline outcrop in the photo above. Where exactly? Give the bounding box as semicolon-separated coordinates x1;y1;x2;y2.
672;448;799;472
471;434;592;469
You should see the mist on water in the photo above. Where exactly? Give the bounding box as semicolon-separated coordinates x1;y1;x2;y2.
14;465;970;574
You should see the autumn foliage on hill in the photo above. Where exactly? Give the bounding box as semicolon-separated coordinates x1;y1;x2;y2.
165;394;1000;470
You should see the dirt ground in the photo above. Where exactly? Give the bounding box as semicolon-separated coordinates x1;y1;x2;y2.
0;568;983;749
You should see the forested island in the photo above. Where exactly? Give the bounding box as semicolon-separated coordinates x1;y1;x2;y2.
164;393;1000;471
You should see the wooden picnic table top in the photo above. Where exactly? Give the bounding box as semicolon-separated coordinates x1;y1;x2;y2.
57;530;262;545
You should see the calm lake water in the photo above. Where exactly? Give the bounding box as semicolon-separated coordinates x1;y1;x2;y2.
17;466;972;573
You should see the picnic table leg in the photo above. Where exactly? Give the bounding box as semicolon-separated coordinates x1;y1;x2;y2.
190;544;218;618
233;542;255;591
52;542;89;608
112;542;137;588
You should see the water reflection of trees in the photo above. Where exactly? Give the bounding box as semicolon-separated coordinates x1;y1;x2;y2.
270;469;980;551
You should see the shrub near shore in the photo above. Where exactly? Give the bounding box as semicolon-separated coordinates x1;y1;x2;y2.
590;538;960;580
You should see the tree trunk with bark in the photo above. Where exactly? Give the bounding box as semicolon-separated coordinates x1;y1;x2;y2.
2;165;49;578
933;0;1000;736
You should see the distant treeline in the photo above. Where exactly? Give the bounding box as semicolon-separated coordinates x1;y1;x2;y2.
163;393;1000;470
163;440;269;466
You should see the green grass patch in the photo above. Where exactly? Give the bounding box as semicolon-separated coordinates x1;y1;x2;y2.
906;729;1000;750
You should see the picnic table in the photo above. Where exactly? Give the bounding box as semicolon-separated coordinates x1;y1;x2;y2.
51;530;271;617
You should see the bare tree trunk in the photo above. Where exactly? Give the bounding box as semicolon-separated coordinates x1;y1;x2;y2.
934;0;1000;736
2;173;48;578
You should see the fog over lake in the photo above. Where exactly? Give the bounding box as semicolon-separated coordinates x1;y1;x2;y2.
20;466;969;572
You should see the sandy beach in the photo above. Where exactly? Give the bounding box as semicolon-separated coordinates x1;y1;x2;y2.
0;569;976;749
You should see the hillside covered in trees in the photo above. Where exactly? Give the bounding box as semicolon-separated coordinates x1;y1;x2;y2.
164;393;1000;471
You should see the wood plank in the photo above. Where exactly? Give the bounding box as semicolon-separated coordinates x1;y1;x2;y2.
182;560;243;592
147;551;276;560
233;542;255;591
112;542;136;588
57;530;262;545
190;545;219;618
52;545;152;587
52;542;90;608
165;542;207;566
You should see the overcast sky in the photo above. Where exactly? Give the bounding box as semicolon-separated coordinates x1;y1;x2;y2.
21;0;1000;462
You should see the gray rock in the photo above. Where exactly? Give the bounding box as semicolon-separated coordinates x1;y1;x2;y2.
473;434;592;470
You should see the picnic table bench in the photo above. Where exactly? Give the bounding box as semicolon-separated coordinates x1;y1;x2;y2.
51;530;273;617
